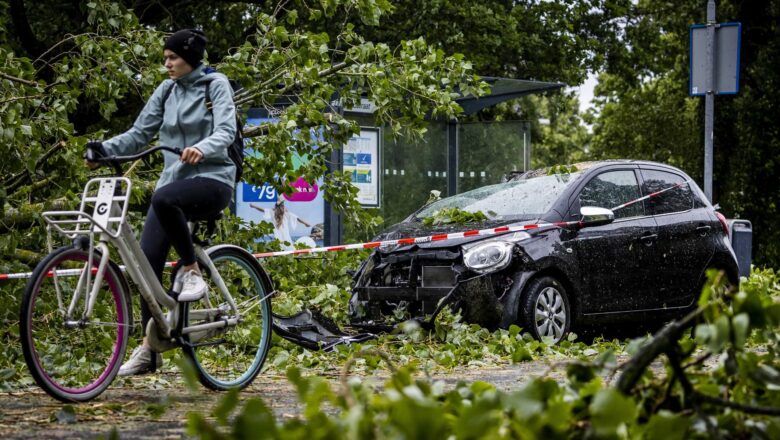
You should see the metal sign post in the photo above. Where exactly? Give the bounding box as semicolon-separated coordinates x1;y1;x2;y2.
689;1;741;202
704;0;716;202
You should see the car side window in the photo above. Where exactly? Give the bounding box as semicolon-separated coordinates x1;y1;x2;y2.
578;170;643;219
640;169;694;215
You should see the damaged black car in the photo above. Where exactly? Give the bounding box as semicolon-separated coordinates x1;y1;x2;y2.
347;160;739;343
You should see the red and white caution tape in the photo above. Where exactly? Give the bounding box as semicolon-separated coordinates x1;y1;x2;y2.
611;180;691;212
0;270;37;281
250;220;583;259
0;221;577;280
0;264;181;281
0;267;98;281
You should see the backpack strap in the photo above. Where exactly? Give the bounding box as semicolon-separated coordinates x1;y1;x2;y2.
203;74;254;177
204;81;215;133
204;78;244;135
160;82;174;113
204;80;212;110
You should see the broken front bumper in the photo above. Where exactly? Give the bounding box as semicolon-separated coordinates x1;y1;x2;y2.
352;273;505;330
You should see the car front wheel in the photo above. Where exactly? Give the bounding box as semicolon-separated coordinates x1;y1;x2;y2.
520;276;571;343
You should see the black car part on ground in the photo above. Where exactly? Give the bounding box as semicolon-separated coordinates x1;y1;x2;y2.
272;310;377;351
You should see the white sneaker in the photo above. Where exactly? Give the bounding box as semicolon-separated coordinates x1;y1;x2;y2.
118;345;162;376
177;269;207;302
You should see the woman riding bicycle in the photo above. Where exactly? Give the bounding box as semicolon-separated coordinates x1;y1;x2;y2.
85;29;237;376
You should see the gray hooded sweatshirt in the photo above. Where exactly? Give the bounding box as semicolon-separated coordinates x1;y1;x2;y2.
102;64;237;190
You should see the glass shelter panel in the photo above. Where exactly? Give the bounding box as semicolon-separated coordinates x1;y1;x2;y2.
377;121;449;226
457;121;530;193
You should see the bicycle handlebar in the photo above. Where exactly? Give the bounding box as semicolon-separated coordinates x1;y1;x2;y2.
99;145;182;163
88;145;182;175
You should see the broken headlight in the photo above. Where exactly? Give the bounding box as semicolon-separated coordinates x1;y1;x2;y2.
461;232;530;274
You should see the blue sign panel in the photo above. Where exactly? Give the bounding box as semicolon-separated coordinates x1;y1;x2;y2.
241;182;278;202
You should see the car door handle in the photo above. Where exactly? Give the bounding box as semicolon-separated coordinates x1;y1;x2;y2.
696;225;711;236
639;233;658;245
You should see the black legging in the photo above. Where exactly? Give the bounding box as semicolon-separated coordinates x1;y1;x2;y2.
139;177;233;334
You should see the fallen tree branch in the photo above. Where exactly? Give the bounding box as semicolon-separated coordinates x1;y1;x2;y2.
0;71;38;87
9;248;44;265
340;349;396;408
616;307;703;394
0;94;44;105
682;352;713;370
4;141;66;194
228;61;352;109
242;122;272;138
0;198;69;232
694;392;780;416
667;346;721;438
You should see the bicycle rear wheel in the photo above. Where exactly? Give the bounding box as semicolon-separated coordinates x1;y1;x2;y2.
19;246;131;402
183;246;273;390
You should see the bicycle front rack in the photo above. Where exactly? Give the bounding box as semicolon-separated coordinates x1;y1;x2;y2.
42;177;133;242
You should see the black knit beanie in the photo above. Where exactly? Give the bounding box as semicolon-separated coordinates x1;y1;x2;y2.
164;29;207;68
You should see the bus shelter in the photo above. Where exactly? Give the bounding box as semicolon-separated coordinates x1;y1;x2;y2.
234;77;564;247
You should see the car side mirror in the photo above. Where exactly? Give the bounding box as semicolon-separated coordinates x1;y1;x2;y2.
579;206;615;228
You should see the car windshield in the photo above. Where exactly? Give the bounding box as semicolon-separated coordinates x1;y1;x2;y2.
415;172;583;220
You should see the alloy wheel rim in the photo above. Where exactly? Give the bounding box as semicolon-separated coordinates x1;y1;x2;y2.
534;286;566;342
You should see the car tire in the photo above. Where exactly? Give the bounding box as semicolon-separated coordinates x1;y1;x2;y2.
519;276;571;344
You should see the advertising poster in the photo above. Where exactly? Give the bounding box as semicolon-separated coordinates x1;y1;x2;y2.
234;113;325;249
344;128;380;207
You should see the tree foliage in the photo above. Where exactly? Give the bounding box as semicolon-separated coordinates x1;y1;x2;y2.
355;0;628;85
353;0;623;172
0;0;489;276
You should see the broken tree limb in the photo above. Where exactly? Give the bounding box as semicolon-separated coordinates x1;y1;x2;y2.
0;198;68;232
616;307;703;394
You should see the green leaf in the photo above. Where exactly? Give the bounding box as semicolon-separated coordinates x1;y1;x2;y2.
175;356;199;392
511;346;533;363
54;405;77;424
213;388;240;426
145;401;169;418
588;389;636;436
566;362;595;385
286;9;298;24
732;313;750;347
643;410;690;440
422;207;488;226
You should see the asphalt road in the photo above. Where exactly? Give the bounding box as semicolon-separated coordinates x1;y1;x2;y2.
0;359;576;439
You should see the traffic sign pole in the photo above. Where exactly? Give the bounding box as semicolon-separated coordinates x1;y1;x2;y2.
704;0;716;202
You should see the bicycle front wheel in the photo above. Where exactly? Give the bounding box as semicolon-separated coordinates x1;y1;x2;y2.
19;246;131;402
183;246;273;390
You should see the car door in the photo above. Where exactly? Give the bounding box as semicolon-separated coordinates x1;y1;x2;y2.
571;169;661;313
640;168;715;308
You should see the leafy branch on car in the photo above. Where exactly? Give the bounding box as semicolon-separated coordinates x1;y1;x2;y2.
421;207;489;226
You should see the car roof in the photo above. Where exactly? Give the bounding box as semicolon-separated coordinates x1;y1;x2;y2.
502;160;705;220
505;159;690;181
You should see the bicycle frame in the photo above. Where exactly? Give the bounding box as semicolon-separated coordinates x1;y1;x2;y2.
42;176;241;351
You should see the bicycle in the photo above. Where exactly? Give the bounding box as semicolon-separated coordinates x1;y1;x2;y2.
19;146;274;402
